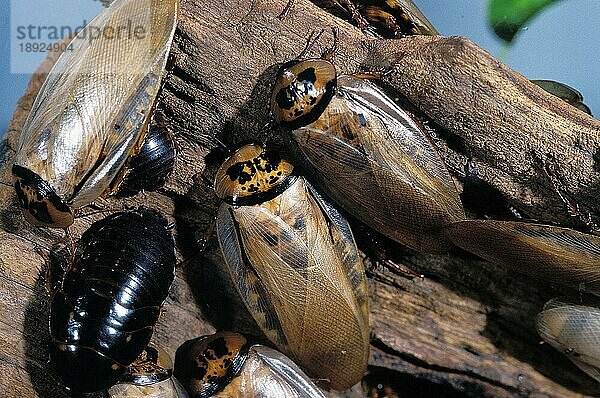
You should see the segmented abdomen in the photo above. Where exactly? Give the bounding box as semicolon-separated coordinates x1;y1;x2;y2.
117;124;177;197
49;209;176;393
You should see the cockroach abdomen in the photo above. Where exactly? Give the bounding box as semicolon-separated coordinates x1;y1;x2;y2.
117;124;176;197
49;342;127;393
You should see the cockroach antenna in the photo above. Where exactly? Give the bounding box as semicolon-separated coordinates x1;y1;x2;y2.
297;28;327;60
259;120;277;146
211;136;231;155
321;26;339;63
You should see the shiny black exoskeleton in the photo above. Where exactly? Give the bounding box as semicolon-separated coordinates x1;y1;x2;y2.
49;209;176;393
117;122;177;197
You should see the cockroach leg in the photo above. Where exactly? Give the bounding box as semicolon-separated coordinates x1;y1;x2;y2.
75;208;111;221
385;15;401;39
278;0;295;19
297;29;327;60
165;50;177;73
37;245;71;297
260;120;277;146
358;226;424;279
34;246;54;295
382;258;424;279
176;218;216;269
173;219;216;269
335;0;373;35
351;69;393;80
542;162;599;232
197;217;217;253
193;171;216;190
64;227;77;265
321;26;339;63
213;136;232;155
88;197;110;211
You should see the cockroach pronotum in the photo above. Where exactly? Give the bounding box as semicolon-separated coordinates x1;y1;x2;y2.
174;332;326;397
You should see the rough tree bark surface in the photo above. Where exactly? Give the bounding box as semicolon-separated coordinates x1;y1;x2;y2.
0;0;599;397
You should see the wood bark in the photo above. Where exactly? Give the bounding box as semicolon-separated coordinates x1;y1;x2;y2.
0;0;599;397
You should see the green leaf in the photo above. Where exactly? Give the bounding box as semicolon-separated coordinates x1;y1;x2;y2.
488;0;562;43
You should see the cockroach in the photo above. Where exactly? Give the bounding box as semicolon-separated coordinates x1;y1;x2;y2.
270;44;465;254
531;80;593;115
173;332;326;397
214;144;370;390
444;220;600;295
361;0;438;37
49;208;176;393
12;0;178;228
536;297;600;382
109;344;189;398
311;0;437;38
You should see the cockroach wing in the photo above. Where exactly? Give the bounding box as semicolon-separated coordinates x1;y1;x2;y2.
445;220;600;295
217;179;369;390
216;345;326;398
536;297;600;382
15;0;178;207
216;204;289;349
249;346;326;397
306;181;369;325
396;0;438;34
292;75;464;253
531;80;592;115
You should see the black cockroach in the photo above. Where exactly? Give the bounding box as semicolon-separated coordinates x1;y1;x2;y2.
49;208;176;393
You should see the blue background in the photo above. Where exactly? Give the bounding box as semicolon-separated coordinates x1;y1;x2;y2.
0;0;598;136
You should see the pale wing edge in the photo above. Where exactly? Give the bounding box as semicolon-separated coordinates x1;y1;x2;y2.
216;204;288;347
252;345;326;398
